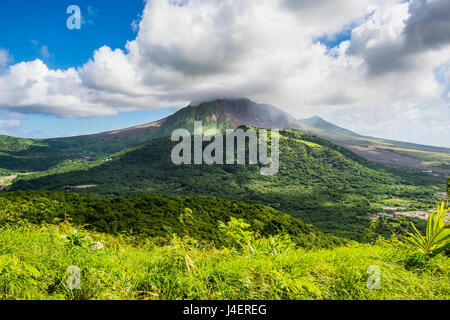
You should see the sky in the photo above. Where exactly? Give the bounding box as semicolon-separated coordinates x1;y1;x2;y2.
0;0;449;146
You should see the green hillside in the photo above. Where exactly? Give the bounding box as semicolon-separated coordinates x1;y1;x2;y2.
0;190;340;248
10;129;445;240
0;132;159;174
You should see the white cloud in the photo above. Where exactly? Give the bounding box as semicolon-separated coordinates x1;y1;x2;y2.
0;60;120;118
0;118;21;129
281;0;374;36
0;111;24;136
0;0;449;146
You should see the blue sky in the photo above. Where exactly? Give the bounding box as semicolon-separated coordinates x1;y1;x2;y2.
0;108;172;138
0;0;448;147
0;0;173;138
0;0;144;69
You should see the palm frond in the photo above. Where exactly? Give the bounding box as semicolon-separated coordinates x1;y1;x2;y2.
404;201;449;256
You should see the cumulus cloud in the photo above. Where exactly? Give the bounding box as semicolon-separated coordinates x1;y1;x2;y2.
0;118;21;130
404;0;450;52
0;0;449;146
0;111;26;136
347;0;450;76
281;0;374;35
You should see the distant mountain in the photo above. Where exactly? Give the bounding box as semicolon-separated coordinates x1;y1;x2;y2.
0;98;448;175
295;116;450;173
297;116;360;138
297;115;447;152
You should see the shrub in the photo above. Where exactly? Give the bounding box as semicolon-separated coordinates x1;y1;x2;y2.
404;202;449;256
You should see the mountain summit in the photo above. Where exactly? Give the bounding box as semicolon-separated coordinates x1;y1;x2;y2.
192;98;297;129
94;98;297;141
158;98;298;134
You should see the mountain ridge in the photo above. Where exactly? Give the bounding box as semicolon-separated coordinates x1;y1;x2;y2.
0;98;449;175
297;116;361;138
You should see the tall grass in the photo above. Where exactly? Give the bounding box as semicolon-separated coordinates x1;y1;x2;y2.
0;221;448;300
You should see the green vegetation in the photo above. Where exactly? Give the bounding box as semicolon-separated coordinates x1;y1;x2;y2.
0;135;42;152
0;191;339;248
396;149;450;163
447;177;450;195
0;218;448;300
0;129;165;174
11;130;446;241
404;202;450;256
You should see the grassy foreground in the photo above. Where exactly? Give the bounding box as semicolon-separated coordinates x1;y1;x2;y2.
1;222;448;300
